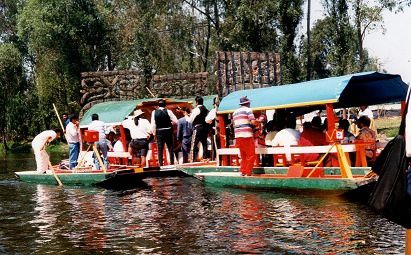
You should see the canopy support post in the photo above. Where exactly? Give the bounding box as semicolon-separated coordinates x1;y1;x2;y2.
119;125;128;152
325;103;335;142
218;114;228;166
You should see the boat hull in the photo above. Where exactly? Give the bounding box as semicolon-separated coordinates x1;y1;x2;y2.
15;166;183;188
195;172;371;191
177;165;372;191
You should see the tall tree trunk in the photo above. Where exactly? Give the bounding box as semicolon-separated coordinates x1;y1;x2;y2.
213;0;221;49
355;0;365;71
203;2;211;71
306;0;312;80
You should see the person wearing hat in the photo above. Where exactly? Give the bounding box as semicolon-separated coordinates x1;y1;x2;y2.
127;109;152;167
151;99;178;166
232;96;258;176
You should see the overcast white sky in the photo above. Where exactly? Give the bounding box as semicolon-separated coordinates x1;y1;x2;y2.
306;1;411;84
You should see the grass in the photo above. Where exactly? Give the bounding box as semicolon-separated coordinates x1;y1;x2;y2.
0;141;68;156
375;116;401;138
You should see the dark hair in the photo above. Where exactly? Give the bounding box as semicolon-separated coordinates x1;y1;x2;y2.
70;113;79;121
53;128;63;136
357;115;371;127
182;107;191;114
134;116;140;126
195;96;204;105
303;121;312;129
92;113;99;121
339;119;350;131
158;99;166;107
311;116;322;129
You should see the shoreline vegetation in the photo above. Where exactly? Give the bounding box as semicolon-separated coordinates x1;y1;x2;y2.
0;117;401;157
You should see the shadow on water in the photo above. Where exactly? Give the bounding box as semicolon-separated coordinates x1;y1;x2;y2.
0;153;407;254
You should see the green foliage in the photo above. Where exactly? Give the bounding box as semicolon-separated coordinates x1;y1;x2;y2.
0;43;26;148
18;0;109;111
0;0;401;146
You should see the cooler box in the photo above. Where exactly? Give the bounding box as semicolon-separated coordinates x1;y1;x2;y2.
84;130;99;143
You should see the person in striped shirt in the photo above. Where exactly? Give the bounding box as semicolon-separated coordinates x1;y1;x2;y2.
233;96;258;176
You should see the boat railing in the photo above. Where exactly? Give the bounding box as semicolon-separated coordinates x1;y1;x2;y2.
217;143;372;168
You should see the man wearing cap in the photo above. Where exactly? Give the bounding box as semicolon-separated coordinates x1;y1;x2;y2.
151;99;178;166
233;96;257;176
128;109;152;167
188;96;210;162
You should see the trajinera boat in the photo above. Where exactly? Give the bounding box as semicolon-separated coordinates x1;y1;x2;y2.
177;71;408;192
16;97;216;188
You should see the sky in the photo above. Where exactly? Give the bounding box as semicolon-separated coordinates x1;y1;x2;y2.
307;1;411;84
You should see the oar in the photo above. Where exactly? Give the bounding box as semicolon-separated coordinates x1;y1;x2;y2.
48;161;63;186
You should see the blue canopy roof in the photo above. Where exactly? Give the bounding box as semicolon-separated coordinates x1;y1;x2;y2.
218;72;408;113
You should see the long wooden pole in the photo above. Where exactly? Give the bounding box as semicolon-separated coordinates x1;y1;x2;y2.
48;161;63;186
406;229;411;255
53;103;65;132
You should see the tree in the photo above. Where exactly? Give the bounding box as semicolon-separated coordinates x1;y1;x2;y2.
277;0;304;83
17;0;109;113
0;43;25;150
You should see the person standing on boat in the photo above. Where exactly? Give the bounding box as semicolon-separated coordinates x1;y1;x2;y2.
188;96;210;162
206;96;220;160
32;129;61;173
177;107;192;163
62;113;70;128
233;96;257;176
129;109;152;167
88;113;109;170
151;99;178;166
65;113;80;169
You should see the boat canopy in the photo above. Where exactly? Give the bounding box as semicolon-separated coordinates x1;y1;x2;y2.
80;98;191;127
218;72;408;114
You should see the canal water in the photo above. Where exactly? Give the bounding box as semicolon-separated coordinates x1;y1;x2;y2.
0;153;406;254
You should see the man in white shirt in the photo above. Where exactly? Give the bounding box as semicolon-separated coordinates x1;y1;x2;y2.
88;113;109;170
359;105;374;119
151;99;178;165
205;96;219;160
65;114;80;169
32;129;61;173
128;109;152;167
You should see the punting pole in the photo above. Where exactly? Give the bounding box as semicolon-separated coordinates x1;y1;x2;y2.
48;161;63;186
53;103;66;133
145;87;156;98
406;229;411;255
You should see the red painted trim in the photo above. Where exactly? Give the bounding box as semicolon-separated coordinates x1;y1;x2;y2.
119;126;127;152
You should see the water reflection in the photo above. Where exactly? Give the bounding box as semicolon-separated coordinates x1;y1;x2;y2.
0;155;407;254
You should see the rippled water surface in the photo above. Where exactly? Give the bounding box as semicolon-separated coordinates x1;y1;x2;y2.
0;153;406;254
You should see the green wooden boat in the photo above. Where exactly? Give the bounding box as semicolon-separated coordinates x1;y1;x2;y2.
16;166;184;188
177;165;373;191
